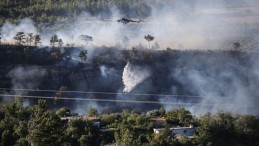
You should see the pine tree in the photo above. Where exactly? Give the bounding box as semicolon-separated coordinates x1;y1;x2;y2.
50;34;59;47
144;34;155;49
27;33;34;46
34;34;41;46
13;32;26;45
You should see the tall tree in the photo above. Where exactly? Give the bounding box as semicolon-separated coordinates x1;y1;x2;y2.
27;33;34;46
56;107;71;118
13;32;26;45
234;115;259;145
50;34;59;47
166;108;194;126
114;124;142;146
0;97;30;146
66;119;101;146
34;34;41;46
0;32;2;45
58;38;63;48
28;100;65;146
87;107;98;117
195;112;236;146
144;34;155;49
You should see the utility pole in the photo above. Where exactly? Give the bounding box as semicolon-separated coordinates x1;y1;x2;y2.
0;32;1;45
244;21;248;48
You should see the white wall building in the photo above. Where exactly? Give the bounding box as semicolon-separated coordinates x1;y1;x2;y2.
153;126;196;138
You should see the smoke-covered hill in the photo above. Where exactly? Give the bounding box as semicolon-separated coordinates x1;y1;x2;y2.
1;45;259;115
1;0;259;115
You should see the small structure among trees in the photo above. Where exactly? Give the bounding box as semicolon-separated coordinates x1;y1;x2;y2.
153;126;196;138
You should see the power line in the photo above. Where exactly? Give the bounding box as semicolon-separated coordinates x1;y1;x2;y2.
0;94;258;109
0;88;205;98
0;94;202;105
1;88;259;100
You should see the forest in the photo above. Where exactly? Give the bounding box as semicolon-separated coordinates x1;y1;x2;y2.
0;97;259;146
0;0;152;26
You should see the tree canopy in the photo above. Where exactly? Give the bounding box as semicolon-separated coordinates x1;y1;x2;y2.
0;98;258;146
0;0;152;26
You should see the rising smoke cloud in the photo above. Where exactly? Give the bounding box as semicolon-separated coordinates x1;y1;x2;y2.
2;66;48;104
1;19;38;44
159;52;259;115
7;66;47;95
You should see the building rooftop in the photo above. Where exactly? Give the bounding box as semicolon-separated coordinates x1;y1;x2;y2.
153;126;196;138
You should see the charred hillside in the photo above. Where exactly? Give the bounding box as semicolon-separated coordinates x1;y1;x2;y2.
0;45;259;114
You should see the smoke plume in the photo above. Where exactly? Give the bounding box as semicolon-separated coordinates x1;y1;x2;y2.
7;66;47;95
1;19;38;44
122;62;151;93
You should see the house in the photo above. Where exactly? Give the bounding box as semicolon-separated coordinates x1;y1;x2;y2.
153;126;196;138
61;116;101;128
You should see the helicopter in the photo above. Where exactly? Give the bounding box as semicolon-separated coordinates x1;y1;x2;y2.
117;17;145;25
79;35;93;41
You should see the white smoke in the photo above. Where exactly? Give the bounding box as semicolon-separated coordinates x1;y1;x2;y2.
100;66;108;78
122;62;151;92
1;1;259;49
1;19;38;44
74;100;103;115
158;52;259;116
7;66;47;95
42;11;124;47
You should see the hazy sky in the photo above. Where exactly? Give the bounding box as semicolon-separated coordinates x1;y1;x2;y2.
1;0;258;49
139;0;259;49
